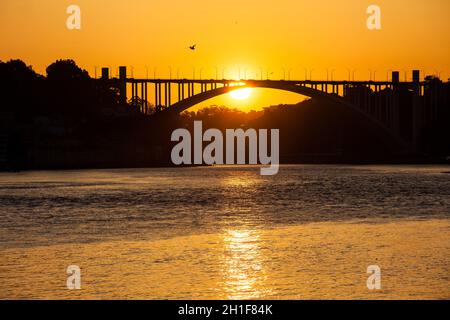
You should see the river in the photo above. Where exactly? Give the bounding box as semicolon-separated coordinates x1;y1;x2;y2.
0;165;449;299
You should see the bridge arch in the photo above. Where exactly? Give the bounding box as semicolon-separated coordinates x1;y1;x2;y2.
164;81;407;150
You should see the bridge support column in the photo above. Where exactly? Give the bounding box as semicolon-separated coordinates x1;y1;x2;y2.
158;83;162;107
131;82;136;107
155;83;159;109
101;67;109;79
164;83;168;108
144;82;148;114
391;71;400;136
119;66;127;104
412;70;423;153
168;82;172;107
140;82;144;112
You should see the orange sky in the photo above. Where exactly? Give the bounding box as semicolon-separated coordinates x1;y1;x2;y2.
1;0;449;110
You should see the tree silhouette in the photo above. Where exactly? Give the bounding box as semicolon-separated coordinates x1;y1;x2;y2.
46;59;90;82
0;59;39;82
0;60;42;116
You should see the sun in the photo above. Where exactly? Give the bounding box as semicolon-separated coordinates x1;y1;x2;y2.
230;88;252;100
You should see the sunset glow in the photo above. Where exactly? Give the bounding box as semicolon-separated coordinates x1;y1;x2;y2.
1;0;449;110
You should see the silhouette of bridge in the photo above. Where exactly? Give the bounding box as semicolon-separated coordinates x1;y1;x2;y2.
101;67;429;151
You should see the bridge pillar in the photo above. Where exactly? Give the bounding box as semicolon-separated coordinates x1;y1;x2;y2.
391;71;400;135
412;70;423;153
412;70;420;94
168;82;172;107
140;82;145;112
144;82;148;114
165;83;169;107
392;71;400;84
119;66;127;104
101;67;109;79
131;82;135;107
155;82;159;109
158;83;162;107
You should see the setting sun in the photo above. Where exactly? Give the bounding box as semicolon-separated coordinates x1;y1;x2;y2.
229;88;252;100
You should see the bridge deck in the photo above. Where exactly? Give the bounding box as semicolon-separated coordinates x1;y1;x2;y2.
124;78;423;85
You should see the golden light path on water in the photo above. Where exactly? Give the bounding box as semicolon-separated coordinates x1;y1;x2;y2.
222;229;267;299
1;219;449;299
0;166;449;299
219;174;268;299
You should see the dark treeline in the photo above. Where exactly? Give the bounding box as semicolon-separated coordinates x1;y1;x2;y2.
0;59;121;119
178;102;398;163
0;59;449;170
0;59;152;169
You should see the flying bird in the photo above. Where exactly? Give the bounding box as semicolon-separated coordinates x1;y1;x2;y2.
189;44;197;51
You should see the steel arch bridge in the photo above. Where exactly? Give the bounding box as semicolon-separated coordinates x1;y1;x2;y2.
102;67;426;151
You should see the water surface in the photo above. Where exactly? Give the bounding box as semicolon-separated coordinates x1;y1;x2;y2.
0;165;449;299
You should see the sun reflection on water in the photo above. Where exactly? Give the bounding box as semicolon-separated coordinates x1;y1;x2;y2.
221;173;261;188
221;229;270;299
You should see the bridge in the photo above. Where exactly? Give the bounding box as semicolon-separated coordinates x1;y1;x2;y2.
100;67;428;152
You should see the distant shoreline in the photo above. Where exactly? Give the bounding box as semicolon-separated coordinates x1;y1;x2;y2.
1;157;449;173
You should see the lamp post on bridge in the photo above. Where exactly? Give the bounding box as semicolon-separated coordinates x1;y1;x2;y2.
347;68;356;81
303;68;314;80
281;67;292;80
326;68;330;81
386;69;393;82
326;68;336;81
368;69;377;81
402;70;408;82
